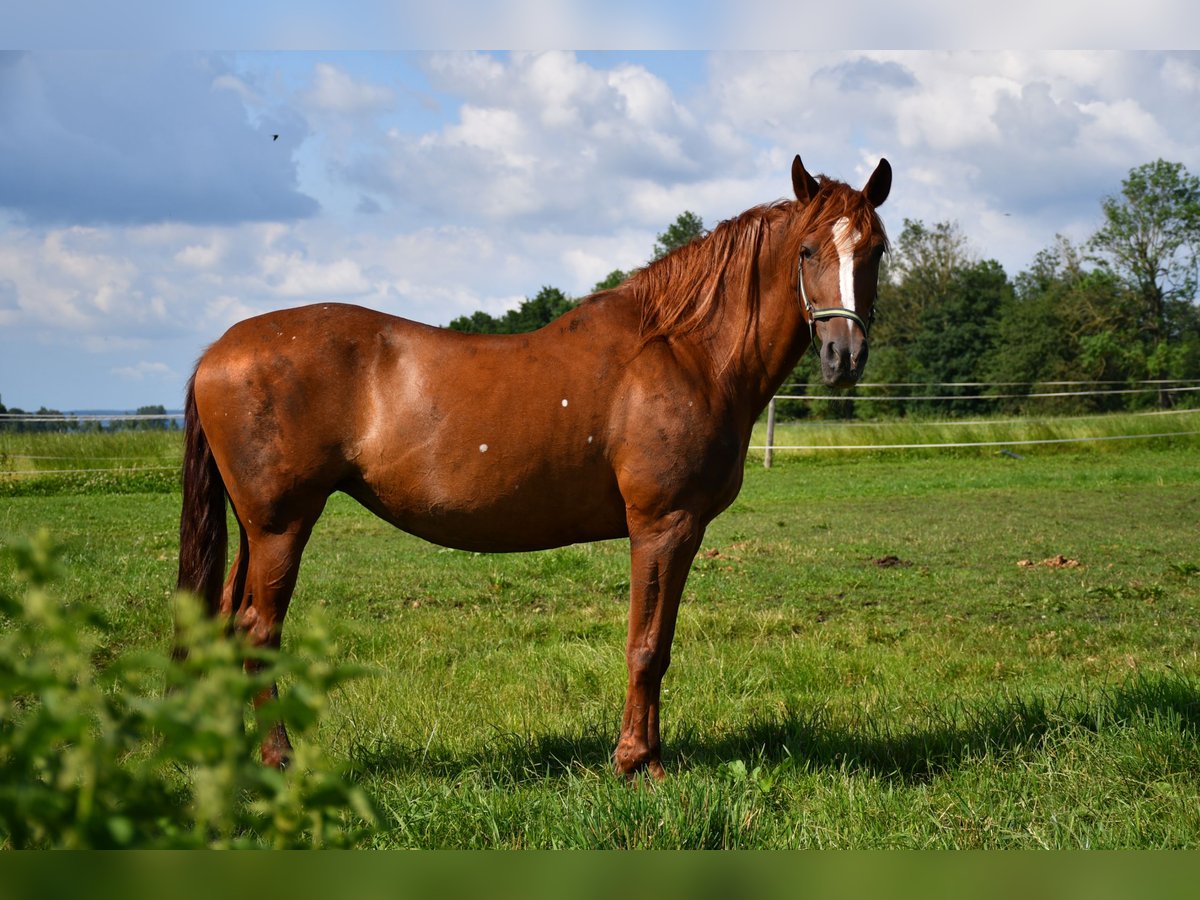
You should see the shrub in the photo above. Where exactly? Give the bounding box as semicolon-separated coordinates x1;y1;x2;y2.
0;531;375;848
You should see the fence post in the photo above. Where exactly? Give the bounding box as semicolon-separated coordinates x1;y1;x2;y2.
764;397;776;469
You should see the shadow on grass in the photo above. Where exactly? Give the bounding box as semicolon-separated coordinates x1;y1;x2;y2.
346;672;1200;785
677;672;1200;783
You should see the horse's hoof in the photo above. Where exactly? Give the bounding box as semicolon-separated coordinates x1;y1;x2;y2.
614;744;667;781
261;748;291;769
261;737;294;770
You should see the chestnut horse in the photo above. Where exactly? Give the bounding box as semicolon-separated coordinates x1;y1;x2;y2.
177;154;891;778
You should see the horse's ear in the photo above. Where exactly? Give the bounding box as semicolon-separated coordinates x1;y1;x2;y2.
792;154;819;204
863;157;891;208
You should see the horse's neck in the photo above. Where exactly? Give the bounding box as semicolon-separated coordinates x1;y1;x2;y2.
698;271;810;421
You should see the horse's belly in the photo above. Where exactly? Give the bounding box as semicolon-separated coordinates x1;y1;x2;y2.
401;509;627;553
349;464;629;553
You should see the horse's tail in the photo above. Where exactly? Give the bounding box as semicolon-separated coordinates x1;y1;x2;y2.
176;372;227;618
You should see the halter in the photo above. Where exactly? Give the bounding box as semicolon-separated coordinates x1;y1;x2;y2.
797;253;872;346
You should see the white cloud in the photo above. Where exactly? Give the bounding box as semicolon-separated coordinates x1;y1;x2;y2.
80;335;150;353
205;294;261;331
211;73;258;104
112;360;175;380
174;240;225;269
1162;57;1200;92
607;64;681;126
345;52;746;231
896;74;1021;150
523;51;601;128
1078;99;1176;162
443;106;531;159
305;62;395;114
258;253;373;299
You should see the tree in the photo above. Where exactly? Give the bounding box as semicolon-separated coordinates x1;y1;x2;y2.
877;219;973;340
985;236;1138;412
592;269;628;292
866;219;975;393
134;404;169;431
905;259;1011;413
447;286;576;334
501;286;575;332
446;309;504;334
1089;159;1200;346
652;211;705;260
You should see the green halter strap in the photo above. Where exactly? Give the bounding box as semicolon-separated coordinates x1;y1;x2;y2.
797;256;870;341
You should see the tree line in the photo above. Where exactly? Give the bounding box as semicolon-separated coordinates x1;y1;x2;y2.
0;399;177;432
450;160;1200;419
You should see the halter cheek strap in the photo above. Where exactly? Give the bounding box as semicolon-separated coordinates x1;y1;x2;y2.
797;257;870;340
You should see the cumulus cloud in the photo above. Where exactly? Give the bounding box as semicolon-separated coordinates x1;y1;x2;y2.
0;52;318;226
336;52;757;232
174;239;225;269
355;194;383;215
813;57;918;93
1162;57;1200;93
305;62;395;114
112;360;175;381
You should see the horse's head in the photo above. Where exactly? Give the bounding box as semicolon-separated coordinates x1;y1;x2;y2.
792;155;891;389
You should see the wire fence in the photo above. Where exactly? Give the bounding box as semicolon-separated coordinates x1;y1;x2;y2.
754;429;1200;453
753;378;1200;465
777;386;1200;401
770;380;1200;402
0;466;178;479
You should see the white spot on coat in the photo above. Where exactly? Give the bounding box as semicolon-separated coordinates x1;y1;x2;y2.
561;398;569;407
479;443;488;452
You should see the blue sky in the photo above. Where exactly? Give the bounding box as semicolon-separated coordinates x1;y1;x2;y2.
2;36;1200;408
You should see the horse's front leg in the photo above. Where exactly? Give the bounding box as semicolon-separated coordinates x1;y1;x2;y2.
615;510;704;780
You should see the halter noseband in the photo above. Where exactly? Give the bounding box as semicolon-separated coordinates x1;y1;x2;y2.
797;254;872;344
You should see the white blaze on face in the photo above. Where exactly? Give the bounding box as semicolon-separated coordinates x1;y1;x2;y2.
831;216;862;312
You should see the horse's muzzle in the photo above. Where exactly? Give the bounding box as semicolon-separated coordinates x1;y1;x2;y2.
820;335;868;388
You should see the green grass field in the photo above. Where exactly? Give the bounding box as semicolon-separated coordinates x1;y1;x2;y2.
3;425;1200;847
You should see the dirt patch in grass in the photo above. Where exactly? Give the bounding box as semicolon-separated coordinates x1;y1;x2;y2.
1018;554;1082;569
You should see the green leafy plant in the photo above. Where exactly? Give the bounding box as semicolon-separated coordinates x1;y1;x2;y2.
0;530;375;848
720;757;793;796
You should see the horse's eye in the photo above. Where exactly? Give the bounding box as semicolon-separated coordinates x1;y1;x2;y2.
800;245;816;260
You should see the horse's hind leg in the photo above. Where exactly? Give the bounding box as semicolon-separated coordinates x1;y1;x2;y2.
239;521;318;767
219;523;250;624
